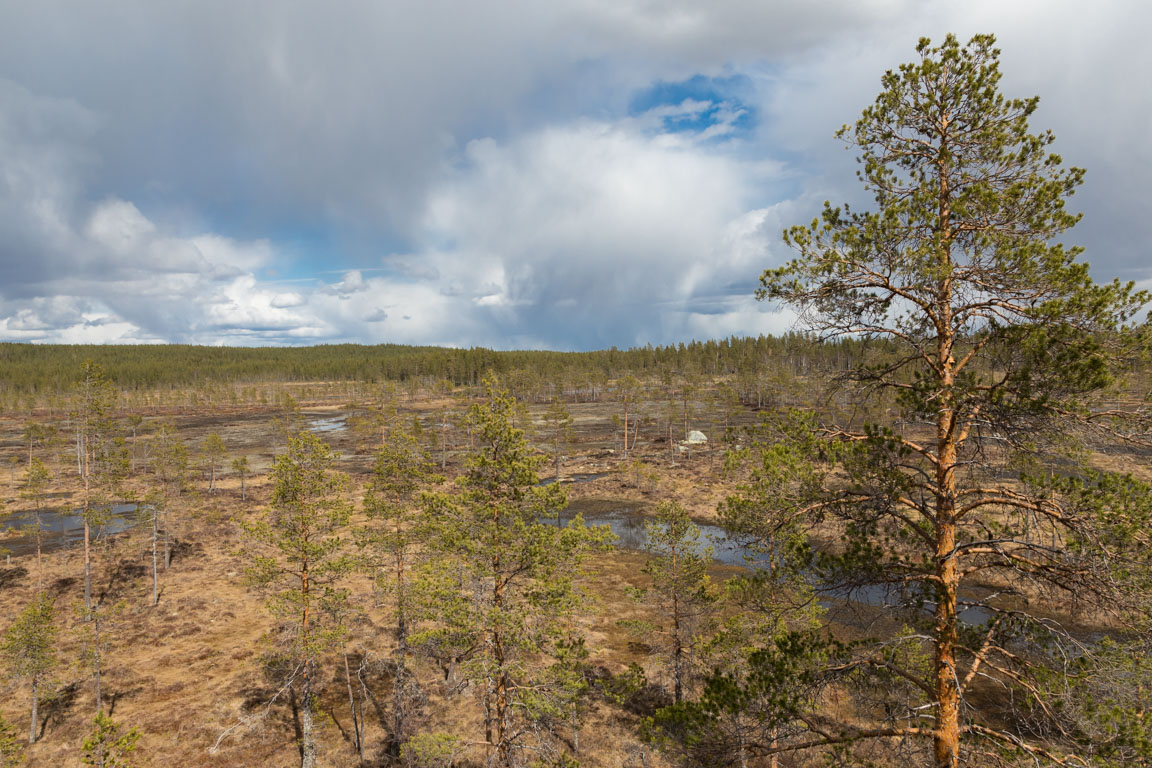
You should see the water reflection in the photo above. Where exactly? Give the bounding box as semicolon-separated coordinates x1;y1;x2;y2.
565;498;993;626
1;503;142;557
538;472;610;487
308;416;347;434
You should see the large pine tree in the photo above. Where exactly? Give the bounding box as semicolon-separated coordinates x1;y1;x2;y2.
685;34;1151;768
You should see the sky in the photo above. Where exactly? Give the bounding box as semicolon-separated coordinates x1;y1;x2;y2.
0;0;1147;349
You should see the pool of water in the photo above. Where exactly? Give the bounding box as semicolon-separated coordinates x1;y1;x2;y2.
538;472;611;486
308;415;347;434
565;498;993;626
0;503;142;558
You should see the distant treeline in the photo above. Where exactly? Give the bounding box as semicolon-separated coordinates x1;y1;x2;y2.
0;335;877;394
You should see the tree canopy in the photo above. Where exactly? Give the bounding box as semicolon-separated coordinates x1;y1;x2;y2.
698;33;1152;768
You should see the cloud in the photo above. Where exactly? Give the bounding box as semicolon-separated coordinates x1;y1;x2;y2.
320;270;369;298
0;1;914;242
747;0;1152;281
410;118;794;347
0;1;1147;348
270;292;306;309
0;97;285;344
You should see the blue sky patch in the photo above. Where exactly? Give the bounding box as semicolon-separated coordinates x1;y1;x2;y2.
629;74;756;139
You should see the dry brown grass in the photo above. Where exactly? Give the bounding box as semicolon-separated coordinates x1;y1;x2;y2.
2;388;1143;767
0;471;695;767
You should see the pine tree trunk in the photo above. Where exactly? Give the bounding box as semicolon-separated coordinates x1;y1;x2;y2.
671;548;683;704
152;510;159;606
83;519;92;614
299;551;316;768
393;547;409;751
933;415;961;768
483;677;493;764
344;653;361;765
932;147;961;768
493;538;511;768
495;662;510;767
299;670;317;768
357;663;370;765
28;677;38;744
94;624;103;716
83;430;93;613
933;525;960;768
35;508;43;593
623;402;629;458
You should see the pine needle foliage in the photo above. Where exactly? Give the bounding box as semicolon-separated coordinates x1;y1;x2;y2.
685;33;1152;768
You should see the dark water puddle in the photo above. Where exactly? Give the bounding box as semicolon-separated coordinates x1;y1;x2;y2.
0;503;142;558
564;498;994;626
538;472;611;486
307;415;347;434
